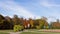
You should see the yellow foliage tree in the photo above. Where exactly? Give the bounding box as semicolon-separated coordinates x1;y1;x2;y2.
29;18;34;28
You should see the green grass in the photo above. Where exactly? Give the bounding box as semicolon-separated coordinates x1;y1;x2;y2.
21;29;60;34
21;32;60;34
21;32;40;34
0;30;13;34
0;32;9;34
0;30;13;32
1;29;60;34
26;29;40;31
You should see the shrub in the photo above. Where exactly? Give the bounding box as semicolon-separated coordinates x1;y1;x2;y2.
13;25;19;32
13;25;24;32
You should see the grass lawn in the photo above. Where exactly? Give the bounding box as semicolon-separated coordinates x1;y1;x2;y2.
21;32;60;34
0;30;13;32
0;30;13;34
0;29;60;34
0;32;9;34
21;32;40;34
21;29;60;34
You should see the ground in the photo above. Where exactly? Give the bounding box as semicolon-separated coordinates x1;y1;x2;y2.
0;29;60;34
20;29;60;34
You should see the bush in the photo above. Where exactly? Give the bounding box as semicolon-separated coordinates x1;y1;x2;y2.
13;25;24;32
14;25;19;32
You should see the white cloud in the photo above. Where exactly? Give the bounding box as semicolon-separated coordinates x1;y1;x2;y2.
39;0;60;23
46;10;60;23
0;1;35;18
40;0;60;8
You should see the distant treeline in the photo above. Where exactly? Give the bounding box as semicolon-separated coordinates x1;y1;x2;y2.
0;14;60;30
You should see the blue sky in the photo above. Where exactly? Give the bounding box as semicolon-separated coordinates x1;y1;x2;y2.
0;0;60;23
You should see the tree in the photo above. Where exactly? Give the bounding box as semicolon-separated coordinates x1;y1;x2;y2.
34;19;39;27
43;22;49;29
39;19;45;29
36;17;48;29
12;15;20;25
50;19;60;29
20;17;24;25
0;14;5;24
29;18;34;28
0;14;5;29
51;22;60;29
23;19;28;28
40;17;48;29
4;16;13;29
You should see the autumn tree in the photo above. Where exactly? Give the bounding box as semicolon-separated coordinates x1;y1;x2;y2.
50;19;60;29
20;17;24;25
29;18;34;28
12;15;21;25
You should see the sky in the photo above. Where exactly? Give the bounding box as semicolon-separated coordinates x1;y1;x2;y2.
0;0;60;23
